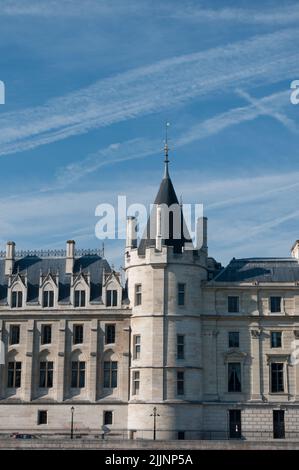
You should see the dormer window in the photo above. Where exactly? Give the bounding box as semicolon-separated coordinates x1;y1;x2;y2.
74;289;86;308
43;289;54;308
11;290;23;309
106;290;117;307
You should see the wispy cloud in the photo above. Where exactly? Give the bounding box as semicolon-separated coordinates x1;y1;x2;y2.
0;28;298;157
170;2;299;26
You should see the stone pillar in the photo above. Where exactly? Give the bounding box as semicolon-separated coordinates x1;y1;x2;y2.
23;320;34;401
88;319;98;401
56;319;66;402
250;328;262;400
0;320;4;399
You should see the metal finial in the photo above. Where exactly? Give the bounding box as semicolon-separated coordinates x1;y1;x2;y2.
164;122;170;178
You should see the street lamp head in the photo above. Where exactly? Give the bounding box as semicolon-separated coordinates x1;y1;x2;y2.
71;406;74;412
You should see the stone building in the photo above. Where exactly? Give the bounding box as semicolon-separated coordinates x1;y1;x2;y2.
0;154;299;440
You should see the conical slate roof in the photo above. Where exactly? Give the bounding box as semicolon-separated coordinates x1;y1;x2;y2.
138;164;192;255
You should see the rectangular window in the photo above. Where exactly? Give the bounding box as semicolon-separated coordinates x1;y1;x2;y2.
43;290;54;308
106;290;117;307
74;290;86;307
177;334;185;359
39;362;53;388
177;371;185;395
228;362;241;392
105;324;116;344
73;324;84;344
41;324;52;345
271;363;284;393
7;362;22;388
104;411;113;426
273;410;285;439
271;332;282;348
11;291;23;308
228;332;239;348
177;283;185;306
71;361;85;388
133;370;140;395
135;284;142;306
270;296;282;313
133;335;141;359
104;361;118;388
9;325;20;345
177;431;185;440
38;410;48;425
228;296;239;313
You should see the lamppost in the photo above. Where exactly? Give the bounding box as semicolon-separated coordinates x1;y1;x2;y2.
70;406;75;439
150;407;160;441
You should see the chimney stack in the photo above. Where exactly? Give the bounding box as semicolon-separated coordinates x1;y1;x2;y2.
5;241;15;275
66;240;75;274
126;216;137;250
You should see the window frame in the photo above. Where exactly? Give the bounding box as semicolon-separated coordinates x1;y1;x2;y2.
133;335;141;360
106;289;118;307
177;370;185;396
271;362;284;393
228;362;242;393
41;324;52;345
227;296;239;313
11;290;23;309
103;410;113;426
228;331;240;348
177;334;185;359
177;283;185;306
71;361;86;388
105;324;116;344
39;361;54;388
73;324;84;345
270;296;282;314
135;284;142;306
43;289;54;308
9;324;20;345
132;370;140;395
7;361;22;388
103;361;118;388
74;289;86;308
37;410;48;425
271;331;282;348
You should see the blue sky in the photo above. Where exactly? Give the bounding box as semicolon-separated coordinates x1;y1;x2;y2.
1;0;299;268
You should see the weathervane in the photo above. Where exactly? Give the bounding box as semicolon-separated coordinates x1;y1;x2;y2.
164;122;170;177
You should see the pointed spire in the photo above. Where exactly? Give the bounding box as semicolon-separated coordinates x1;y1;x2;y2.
164;122;170;178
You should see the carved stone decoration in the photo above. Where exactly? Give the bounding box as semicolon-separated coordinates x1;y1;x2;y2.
251;329;261;338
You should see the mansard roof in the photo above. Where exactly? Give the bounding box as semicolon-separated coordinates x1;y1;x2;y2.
0;253;111;305
212;257;299;283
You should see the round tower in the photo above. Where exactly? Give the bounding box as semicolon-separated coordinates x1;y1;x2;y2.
125;149;209;439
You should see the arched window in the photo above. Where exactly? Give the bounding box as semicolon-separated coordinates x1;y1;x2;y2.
71;350;86;388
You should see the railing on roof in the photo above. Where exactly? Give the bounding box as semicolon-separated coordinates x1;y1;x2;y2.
0;248;104;258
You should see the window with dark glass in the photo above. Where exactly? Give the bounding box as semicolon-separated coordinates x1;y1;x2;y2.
104;411;113;425
73;324;84;344
74;290;86;307
104;361;118;388
228;296;239;313
270;297;282;313
7;362;22;388
228;332;239;348
105;324;116;344
71;361;85;388
177;431;185;440
228;362;241;392
271;332;282;348
11;291;23;308
177;284;185;306
133;370;140;395
43;290;54;308
39;361;53;388
135;284;142;306
41;324;52;345
177;371;185;395
37;410;48;425
177;335;185;359
106;290;117;307
271;363;284;393
133;335;141;359
9;325;20;345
